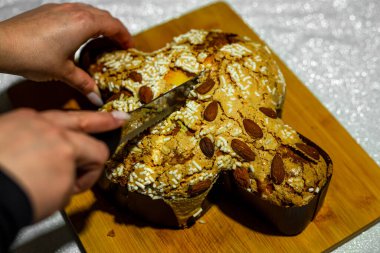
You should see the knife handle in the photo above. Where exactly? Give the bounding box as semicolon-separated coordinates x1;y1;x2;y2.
91;127;122;155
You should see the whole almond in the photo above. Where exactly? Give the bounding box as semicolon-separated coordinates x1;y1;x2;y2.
259;107;277;119
284;146;307;164
139;86;153;104
233;168;250;188
295;143;320;160
195;77;215;94
204;101;218;121
231;139;256;161
129;71;143;83
227;33;239;43
199;137;214;158
209;33;229;48
188;179;212;197
243;119;263;139
271;153;285;184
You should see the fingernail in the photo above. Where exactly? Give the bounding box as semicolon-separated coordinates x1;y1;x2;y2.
111;111;131;121
93;85;102;97
87;92;104;107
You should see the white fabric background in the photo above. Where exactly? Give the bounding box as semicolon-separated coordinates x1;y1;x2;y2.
1;0;379;252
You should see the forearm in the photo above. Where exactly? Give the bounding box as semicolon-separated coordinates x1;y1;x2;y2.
0;19;47;78
0;169;32;252
0;21;14;74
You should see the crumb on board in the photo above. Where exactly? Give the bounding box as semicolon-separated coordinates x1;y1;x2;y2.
107;229;116;237
198;219;206;224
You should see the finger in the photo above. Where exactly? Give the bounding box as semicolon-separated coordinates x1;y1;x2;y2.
74;164;104;194
100;17;134;49
41;110;130;133
64;130;109;193
60;62;104;105
85;7;134;49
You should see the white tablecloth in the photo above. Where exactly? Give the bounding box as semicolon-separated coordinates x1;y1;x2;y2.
1;0;379;252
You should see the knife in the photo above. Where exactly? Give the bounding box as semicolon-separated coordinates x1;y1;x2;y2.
92;74;201;155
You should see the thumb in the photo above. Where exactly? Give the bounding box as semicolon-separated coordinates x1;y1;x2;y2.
62;62;104;107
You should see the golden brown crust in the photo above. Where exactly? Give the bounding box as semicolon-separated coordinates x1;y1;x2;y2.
89;30;331;223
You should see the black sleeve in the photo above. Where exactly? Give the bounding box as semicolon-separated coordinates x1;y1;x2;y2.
0;169;33;252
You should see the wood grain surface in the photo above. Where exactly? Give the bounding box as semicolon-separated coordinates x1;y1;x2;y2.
63;2;380;252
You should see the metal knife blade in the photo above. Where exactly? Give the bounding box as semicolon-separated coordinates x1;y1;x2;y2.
92;74;201;155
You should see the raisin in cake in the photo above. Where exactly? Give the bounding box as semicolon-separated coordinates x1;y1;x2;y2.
85;29;332;234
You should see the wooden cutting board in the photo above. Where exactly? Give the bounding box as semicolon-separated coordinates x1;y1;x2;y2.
63;2;380;252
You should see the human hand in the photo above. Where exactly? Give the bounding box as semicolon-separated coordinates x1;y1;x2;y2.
0;109;129;222
0;3;133;106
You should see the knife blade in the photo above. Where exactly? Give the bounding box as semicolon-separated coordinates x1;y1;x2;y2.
92;74;201;155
